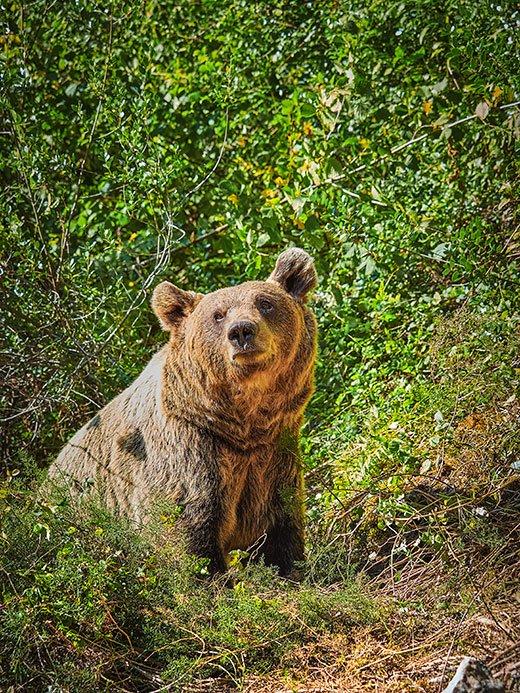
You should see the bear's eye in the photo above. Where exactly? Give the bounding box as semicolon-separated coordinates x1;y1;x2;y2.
213;310;225;323
258;298;274;315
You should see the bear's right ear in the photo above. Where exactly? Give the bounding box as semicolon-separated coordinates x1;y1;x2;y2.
152;281;200;331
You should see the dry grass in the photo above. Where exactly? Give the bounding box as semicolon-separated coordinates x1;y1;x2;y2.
189;578;519;692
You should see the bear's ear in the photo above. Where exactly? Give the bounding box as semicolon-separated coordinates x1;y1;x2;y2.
152;281;200;331
267;248;317;301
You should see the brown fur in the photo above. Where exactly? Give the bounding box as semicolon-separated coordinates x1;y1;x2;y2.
49;248;318;575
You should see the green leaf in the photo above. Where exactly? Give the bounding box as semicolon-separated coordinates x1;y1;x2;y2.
300;103;315;117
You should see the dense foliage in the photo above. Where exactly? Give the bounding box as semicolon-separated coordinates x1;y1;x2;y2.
1;0;519;689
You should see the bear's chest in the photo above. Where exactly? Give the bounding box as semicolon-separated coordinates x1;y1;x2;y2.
218;447;278;552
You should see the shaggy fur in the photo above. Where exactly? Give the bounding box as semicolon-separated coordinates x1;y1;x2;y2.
49;248;318;575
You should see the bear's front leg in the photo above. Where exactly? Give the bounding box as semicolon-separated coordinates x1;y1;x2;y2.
173;430;228;576
180;497;227;575
260;480;305;578
261;512;305;578
257;443;306;578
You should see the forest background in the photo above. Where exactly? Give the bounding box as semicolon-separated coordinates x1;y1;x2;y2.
1;0;519;690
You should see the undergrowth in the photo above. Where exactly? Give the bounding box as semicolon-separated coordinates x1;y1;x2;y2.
310;305;519;581
0;487;377;691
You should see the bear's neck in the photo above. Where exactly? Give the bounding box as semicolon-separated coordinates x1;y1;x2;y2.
160;348;314;452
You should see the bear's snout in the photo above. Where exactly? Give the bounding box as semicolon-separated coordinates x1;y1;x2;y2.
228;320;258;350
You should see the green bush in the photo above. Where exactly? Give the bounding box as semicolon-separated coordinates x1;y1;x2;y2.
0;486;378;689
2;0;518;478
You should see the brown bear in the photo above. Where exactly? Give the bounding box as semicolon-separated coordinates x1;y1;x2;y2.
49;248;317;576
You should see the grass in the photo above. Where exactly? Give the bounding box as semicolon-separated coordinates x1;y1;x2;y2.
0;488;379;691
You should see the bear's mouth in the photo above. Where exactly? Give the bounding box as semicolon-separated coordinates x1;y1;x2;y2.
230;343;274;368
231;345;262;361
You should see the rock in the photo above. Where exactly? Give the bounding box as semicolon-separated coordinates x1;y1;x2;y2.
443;657;504;692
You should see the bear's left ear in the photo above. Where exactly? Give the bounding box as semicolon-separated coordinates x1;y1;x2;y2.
151;281;201;331
267;248;317;302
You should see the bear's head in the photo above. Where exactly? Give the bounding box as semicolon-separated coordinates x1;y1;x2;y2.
152;248;317;385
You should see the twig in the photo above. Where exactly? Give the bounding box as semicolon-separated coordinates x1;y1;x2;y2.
183;108;229;199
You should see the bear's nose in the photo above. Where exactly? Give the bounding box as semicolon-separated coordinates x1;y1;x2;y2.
228;320;257;349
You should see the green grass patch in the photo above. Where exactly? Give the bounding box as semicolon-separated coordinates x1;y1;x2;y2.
0;487;379;691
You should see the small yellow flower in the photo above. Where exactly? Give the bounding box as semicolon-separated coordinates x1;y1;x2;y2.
261;188;277;198
236;157;252;171
129;232;138;242
303;122;313;137
227;193;239;205
128;281;135;287
359;137;370;149
238;136;246;147
492;86;503;104
274;176;286;186
423;100;433;115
